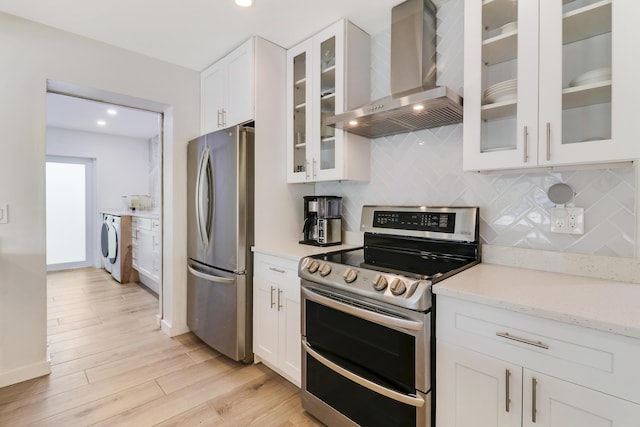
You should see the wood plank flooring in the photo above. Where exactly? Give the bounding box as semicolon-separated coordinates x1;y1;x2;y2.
0;268;322;426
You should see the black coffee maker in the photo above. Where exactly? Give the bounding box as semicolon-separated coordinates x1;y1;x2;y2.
301;196;342;246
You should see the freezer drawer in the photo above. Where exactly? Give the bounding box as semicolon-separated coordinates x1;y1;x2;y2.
186;259;252;363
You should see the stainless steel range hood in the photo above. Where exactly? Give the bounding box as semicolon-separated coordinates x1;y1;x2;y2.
326;0;463;139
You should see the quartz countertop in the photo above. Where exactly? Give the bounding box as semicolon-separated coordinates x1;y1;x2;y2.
433;263;640;340
252;242;360;262
100;209;160;219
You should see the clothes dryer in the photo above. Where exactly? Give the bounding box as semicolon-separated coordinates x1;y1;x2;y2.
100;213;116;273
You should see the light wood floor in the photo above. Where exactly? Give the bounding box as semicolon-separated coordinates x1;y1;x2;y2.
0;268;322;426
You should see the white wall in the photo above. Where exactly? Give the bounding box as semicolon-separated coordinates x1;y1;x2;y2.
0;12;199;387
47;127;152;266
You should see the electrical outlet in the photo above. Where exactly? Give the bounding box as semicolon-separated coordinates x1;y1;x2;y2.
550;207;584;234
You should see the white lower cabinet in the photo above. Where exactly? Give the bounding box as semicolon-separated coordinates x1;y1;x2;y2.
437;341;522;427
132;216;161;293
253;253;301;386
522;370;640;427
436;295;640;427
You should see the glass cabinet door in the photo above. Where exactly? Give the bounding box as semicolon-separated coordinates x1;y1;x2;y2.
287;40;313;183
538;0;617;165
318;36;337;175
463;0;539;171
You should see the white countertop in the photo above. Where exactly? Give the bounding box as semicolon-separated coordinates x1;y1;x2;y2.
100;209;160;219
252;242;360;262
433;263;640;340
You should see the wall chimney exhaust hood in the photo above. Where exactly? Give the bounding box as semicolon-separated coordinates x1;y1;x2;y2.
326;0;463;139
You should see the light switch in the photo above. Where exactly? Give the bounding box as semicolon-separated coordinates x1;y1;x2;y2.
0;203;7;224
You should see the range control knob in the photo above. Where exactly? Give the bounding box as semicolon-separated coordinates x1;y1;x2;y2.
307;260;320;274
372;274;388;291
343;268;358;283
318;263;332;277
390;278;407;296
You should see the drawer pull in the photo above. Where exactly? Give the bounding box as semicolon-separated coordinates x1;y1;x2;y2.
269;267;286;274
496;332;549;349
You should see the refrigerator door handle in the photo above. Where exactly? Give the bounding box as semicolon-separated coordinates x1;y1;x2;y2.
188;263;235;285
195;147;213;249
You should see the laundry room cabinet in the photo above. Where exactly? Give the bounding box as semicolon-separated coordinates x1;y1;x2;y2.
463;0;640;172
436;295;640;426
286;19;371;183
132;216;161;293
253;253;301;386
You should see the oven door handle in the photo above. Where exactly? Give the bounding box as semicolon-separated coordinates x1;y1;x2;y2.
302;287;424;332
303;340;425;408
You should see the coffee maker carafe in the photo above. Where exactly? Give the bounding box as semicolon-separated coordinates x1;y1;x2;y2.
301;196;342;246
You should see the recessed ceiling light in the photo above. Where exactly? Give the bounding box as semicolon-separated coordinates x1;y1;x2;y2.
107;109;117;115
235;0;253;7
97;120;106;126
348;120;358;126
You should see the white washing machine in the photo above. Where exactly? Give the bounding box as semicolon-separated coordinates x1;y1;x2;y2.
100;213;116;274
109;215;123;282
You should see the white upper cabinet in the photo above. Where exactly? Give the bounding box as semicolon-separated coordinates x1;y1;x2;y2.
463;0;640;172
286;20;371;183
201;38;254;134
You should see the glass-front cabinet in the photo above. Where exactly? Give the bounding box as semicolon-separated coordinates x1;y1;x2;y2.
463;0;639;172
286;20;371;183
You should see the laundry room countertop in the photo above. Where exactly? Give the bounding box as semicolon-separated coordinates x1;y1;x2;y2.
100;209;160;218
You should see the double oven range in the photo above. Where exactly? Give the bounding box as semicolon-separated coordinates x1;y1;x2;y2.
299;205;480;426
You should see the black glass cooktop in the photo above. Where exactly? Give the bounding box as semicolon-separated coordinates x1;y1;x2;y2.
311;246;476;281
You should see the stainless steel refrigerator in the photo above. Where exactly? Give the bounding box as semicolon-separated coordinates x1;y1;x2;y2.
187;125;254;363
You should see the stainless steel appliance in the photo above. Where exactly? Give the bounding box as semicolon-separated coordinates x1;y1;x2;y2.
300;195;342;246
187;125;255;363
326;0;463;138
299;205;480;426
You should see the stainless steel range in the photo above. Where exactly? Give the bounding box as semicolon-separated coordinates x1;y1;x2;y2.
299;205;480;427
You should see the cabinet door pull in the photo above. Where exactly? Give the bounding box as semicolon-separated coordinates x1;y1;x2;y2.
217;109;222;128
222;108;227;127
546;122;551;161
270;286;275;308
312;158;318;179
523;126;529;163
496;332;549;349
277;289;283;311
305;161;310;179
532;377;538;423
269;267;286;274
505;369;511;413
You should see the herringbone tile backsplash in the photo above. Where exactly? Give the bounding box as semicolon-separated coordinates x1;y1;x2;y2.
316;0;637;257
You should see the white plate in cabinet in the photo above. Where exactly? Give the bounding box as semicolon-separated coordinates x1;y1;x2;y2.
286;19;371;183
253;253;301;386
463;0;640;172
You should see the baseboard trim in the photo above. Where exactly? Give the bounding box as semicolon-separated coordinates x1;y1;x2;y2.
0;360;51;388
160;319;189;337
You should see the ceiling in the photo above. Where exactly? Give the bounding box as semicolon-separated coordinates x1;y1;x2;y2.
47;93;161;139
0;0;405;71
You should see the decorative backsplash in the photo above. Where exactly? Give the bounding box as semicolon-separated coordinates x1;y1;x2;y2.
316;0;637;258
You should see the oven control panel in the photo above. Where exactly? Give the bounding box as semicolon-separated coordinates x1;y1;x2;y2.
360;205;479;243
298;257;432;311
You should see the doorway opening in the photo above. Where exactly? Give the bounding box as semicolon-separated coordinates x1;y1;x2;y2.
45;88;165;326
